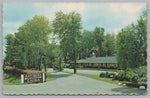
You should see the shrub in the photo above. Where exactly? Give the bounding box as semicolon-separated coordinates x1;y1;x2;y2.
100;72;117;79
141;77;147;82
137;66;147;82
112;75;118;80
125;66;147;83
99;72;106;77
117;70;126;81
125;68;135;82
3;67;48;79
105;72;109;78
108;72;116;78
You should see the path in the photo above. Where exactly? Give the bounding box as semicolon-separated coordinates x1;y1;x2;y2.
3;69;146;95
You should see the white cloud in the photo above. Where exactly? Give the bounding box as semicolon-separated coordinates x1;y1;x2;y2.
105;27;122;35
33;3;52;21
51;2;85;13
109;3;145;14
112;28;121;34
34;2;86;21
3;21;22;28
3;21;22;34
109;3;146;24
34;3;51;10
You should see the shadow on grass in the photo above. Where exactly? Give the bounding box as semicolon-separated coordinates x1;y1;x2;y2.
111;87;147;95
52;73;73;78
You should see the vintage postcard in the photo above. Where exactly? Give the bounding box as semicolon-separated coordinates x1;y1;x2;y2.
2;2;147;95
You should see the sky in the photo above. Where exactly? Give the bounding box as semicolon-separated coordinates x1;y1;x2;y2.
3;2;146;58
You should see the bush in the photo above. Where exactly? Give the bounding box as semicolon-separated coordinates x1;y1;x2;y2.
125;66;147;83
117;70;126;81
99;72;106;77
99;66;147;84
105;72;109;78
100;72;117;79
126;69;138;82
108;72;117;78
137;66;147;82
112;75;118;80
3;67;48;79
141;77;147;82
125;68;134;82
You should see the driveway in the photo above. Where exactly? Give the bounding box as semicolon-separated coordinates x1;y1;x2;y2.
63;68;117;75
3;69;146;95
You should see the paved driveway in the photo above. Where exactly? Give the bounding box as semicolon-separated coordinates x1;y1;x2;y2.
3;69;146;95
64;68;117;75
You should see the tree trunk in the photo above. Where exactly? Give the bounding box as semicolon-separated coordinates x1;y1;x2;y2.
97;45;101;57
44;60;46;72
73;50;77;74
59;57;62;71
64;55;67;63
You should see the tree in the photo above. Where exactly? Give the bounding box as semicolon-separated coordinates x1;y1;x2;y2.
93;27;104;57
5;34;15;66
103;33;115;56
136;11;147;66
5;15;52;70
116;27;133;69
77;30;96;59
53;11;82;74
116;10;147;70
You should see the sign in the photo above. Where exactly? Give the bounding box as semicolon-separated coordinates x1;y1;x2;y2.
21;73;45;83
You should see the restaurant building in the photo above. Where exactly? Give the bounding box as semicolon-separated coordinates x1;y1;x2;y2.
76;56;118;69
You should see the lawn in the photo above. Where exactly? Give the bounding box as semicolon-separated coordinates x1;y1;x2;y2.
3;73;21;85
46;73;57;82
63;71;147;89
77;68;117;72
3;72;57;85
63;71;130;85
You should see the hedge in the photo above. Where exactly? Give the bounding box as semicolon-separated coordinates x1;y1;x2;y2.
108;72;117;78
3;67;48;79
99;72;117;78
99;72;106;77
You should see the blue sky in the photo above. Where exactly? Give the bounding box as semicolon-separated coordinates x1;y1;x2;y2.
3;2;146;58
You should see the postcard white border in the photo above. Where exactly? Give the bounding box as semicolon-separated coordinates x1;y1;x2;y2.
0;0;150;98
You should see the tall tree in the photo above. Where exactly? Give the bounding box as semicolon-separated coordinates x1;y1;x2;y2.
53;11;82;74
5;15;52;70
136;11;147;66
93;27;104;57
78;30;95;59
5;34;15;66
116;10;147;69
103;33;115;56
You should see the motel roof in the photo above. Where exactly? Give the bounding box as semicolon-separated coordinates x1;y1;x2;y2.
76;56;117;63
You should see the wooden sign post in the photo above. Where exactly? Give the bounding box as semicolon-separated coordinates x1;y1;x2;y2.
21;73;45;83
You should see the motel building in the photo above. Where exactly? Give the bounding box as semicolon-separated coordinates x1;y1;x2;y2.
75;56;118;69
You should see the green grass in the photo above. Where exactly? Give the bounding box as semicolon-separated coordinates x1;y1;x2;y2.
63;71;147;88
3;73;21;85
63;71;129;85
46;73;57;82
77;68;117;72
3;72;57;85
